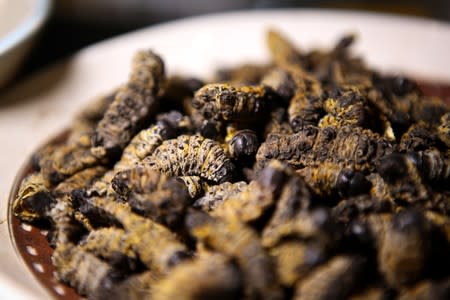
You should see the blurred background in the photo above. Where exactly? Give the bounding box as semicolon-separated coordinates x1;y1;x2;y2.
10;0;450;84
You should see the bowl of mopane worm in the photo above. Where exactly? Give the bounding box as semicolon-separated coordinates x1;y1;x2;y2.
6;10;450;300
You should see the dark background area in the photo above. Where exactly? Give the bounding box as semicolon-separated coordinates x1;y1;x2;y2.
15;0;450;83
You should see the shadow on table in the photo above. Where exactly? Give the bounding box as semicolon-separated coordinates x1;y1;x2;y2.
0;60;73;109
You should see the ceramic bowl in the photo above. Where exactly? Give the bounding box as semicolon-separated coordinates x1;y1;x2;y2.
0;0;51;88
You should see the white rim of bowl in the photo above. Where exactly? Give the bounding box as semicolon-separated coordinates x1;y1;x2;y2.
0;0;52;55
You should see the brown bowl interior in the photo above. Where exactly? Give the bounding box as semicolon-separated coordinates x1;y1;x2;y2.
7;130;84;300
